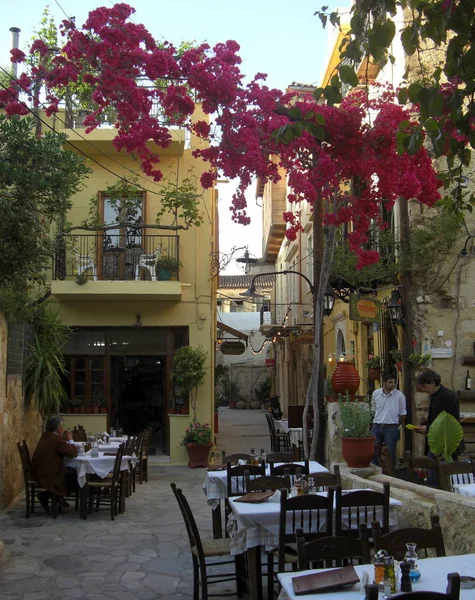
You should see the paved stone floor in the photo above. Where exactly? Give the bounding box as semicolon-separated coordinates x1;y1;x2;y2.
0;407;269;600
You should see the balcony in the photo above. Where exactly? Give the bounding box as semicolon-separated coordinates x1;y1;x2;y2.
51;233;182;301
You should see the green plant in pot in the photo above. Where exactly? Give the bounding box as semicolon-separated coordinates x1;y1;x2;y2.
171;345;210;467
155;254;182;280
390;348;403;371
338;393;375;468
408;352;432;368
365;355;381;381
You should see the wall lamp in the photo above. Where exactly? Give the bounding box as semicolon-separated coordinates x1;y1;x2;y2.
386;289;404;327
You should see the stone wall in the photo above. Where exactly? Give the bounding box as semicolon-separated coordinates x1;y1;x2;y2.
338;466;475;556
0;313;42;509
229;363;269;405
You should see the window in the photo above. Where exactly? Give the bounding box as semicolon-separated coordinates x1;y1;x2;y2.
66;356;106;406
230;300;244;313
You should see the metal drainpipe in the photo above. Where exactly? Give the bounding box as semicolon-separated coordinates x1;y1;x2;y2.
9;27;20;78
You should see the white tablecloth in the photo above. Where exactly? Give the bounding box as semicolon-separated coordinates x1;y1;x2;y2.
278;554;475;600
275;420;303;446
227;490;402;555
109;436;129;443
453;482;475;497
203;461;329;509
65;452;136;487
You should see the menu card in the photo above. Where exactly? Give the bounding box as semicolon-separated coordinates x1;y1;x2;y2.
292;565;360;595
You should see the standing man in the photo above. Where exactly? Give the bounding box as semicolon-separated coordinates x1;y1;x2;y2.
415;368;463;458
371;372;407;466
31;415;79;512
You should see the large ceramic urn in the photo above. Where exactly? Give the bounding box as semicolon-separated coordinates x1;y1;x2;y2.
331;360;360;395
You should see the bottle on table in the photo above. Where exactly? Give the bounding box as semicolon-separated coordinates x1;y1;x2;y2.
250;448;258;465
260;448;266;465
209;451;215;466
383;556;396;593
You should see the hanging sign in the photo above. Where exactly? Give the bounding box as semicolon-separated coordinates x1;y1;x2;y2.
220;341;246;355
349;294;381;323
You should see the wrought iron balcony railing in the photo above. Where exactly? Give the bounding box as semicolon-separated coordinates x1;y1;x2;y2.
53;233;180;282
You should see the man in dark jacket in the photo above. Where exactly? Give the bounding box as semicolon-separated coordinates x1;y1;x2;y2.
31;415;79;511
415;368;464;458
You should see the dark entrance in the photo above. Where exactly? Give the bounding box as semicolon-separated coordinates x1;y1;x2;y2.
111;355;167;455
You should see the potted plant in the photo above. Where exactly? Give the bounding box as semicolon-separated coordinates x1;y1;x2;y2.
70;398;82;414
390;348;403;372
97;395;109;414
366;355;381;381
408;352;432;369
182;422;213;468
63;398;73;414
155;254;182;281
338;393;375;468
171;345;209;467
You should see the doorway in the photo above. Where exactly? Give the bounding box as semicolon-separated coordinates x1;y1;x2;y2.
111;355;167;455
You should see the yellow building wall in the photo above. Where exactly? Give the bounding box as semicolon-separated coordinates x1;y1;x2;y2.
46;106;216;465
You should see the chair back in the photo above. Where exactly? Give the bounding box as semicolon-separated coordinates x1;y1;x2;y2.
270;460;309;486
245;474;290;493
170;483;205;561
366;573;460;600
140;427;152;458
226;462;265;497
267;451;294;463
278;487;334;572
296;525;371;570
406;451;442;488
335;483;390;537
72;425;87;442
110;443;125;488
265;413;277;451
372;514;446;559
124;436;135;456
309;465;342;491
17;441;32;488
440;460;475;492
223;453;252;466
375;442;394;476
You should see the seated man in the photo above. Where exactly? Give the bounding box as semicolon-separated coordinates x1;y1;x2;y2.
31;415;79;512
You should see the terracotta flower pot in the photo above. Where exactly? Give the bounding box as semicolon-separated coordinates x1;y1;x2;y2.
72;407;80;414
331;360;360;395
168;407;177;414
92;406;99;414
185;442;213;468
396;361;403;372
341;436;376;468
368;367;381;381
99;407;108;414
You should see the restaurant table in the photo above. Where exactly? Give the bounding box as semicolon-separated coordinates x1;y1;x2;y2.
275;419;303;447
277;554;475;600
453;482;475;497
227;489;402;600
65;452;136;518
203;461;329;510
109;436;129;443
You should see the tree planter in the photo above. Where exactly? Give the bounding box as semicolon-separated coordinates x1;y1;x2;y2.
341;436;376;468
185;442;213;468
368;367;381;381
332;360;360;395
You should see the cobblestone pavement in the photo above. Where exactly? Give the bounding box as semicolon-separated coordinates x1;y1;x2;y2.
0;408;269;600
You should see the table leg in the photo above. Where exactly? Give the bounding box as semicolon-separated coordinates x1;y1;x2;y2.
246;546;260;600
212;502;223;539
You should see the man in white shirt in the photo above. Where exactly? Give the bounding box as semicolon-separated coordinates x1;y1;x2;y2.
371;372;407;467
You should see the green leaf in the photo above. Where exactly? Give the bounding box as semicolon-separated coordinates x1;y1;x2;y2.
397;88;408;105
339;64;358;87
304;122;326;140
373;18;396;48
408;83;422;103
288;107;302;120
401;25;417;56
315;112;326;126
427;411;464;463
330;74;341;88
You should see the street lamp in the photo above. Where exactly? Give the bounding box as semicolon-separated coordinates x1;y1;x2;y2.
323;283;335;317
387;288;404;326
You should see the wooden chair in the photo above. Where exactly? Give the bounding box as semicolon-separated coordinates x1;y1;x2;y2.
296;525;371;570
309;465;342;491
335;483;390;537
440;460;475;492
406;451;443;488
372;514;446;559
222;452;252;466
267;487;334;599
226;462;266;498
366;573;460;600
245;474;290;492
72;425;87;442
265;413;291;452
139;427;152;483
17;440;58;518
83;443;125;520
270;460;309;486
266;451;294;463
375;442;394;476
170;483;247;600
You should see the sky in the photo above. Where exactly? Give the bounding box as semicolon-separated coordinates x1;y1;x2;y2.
2;0;346;274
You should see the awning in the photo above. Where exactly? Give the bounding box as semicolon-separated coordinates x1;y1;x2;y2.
217;322;248;343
